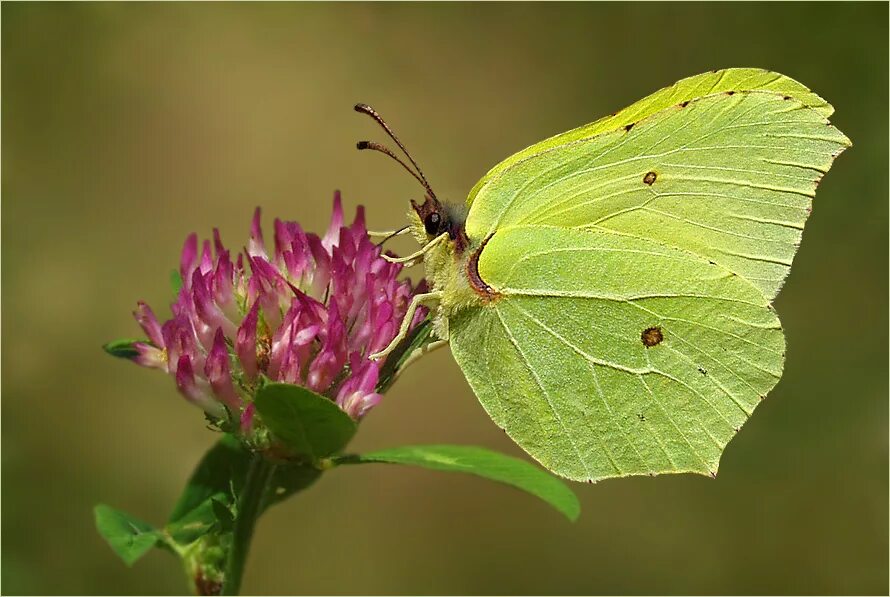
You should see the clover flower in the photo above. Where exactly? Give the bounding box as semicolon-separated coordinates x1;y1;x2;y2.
126;193;427;429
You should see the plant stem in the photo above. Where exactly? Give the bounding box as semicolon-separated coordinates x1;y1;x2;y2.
221;453;275;595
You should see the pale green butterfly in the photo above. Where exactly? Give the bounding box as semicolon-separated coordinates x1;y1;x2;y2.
356;68;850;483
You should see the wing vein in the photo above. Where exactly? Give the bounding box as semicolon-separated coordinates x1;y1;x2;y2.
493;306;604;479
637;374;709;472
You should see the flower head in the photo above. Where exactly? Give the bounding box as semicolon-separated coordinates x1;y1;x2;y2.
127;193;427;429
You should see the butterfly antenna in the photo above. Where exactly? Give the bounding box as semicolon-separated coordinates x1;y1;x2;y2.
354;103;437;200
356;141;434;196
375;225;411;248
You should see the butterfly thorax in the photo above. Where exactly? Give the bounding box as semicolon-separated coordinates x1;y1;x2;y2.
409;195;491;339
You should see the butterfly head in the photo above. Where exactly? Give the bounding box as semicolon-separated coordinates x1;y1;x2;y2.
354;103;469;252
409;194;468;248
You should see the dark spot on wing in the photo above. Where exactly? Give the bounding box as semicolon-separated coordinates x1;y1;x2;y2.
624;123;634;132
643;171;657;186
726;90;736;96
637;413;646;421
709;471;717;479
680;100;690;108
641;326;663;347
698;367;708;375
783;95;791;100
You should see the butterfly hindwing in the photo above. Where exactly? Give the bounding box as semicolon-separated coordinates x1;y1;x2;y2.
450;226;784;482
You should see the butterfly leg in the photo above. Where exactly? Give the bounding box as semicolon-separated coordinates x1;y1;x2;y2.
370;291;444;360
389;339;449;382
366;227;410;239
381;232;447;264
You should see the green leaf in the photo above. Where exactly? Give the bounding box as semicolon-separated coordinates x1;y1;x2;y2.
168;435;249;528
254;383;357;461
166;434;320;545
167;498;220;545
102;338;143;360
170;269;183;294
336;445;580;521
94;504;163;566
265;463;322;508
210;498;235;534
376;316;435;394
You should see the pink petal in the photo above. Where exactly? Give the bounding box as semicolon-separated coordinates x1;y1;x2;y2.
339;391;381;419
248;207;267;258
199;240;214;275
133;342;167;370
212;228;227;256
276;324;302;385
349;204;367;235
205;328;242;412
240;402;255;433
133;301;164;347
175;355;225;418
213;251;237;319
192;269;236;338
322;191;344;252
180;233;198;283
268;300;301;380
236;300;261;380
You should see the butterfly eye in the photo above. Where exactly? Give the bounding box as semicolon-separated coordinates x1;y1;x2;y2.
424;212;442;235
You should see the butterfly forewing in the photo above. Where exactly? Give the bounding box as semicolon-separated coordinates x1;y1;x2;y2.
465;91;849;299
466;68;835;208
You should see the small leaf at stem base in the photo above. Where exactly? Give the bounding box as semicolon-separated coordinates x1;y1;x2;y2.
166;434;320;545
94;504;164;566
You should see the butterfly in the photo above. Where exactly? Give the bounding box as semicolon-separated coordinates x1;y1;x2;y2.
355;68;850;483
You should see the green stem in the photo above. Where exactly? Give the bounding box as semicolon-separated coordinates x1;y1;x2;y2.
221;453;275;595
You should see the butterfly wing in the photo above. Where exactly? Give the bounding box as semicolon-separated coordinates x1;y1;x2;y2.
450;226;785;481
467;67;835;218
449;73;849;481
464;86;849;299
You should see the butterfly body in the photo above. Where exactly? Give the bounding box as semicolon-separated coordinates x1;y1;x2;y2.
406;195;481;339
376;68;850;482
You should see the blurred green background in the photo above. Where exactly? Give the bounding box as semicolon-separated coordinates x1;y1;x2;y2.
3;3;887;595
